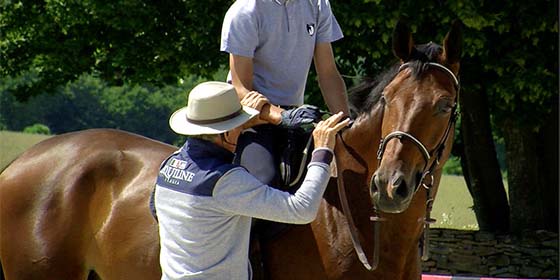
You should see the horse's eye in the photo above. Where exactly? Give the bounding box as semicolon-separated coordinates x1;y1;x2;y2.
436;99;454;114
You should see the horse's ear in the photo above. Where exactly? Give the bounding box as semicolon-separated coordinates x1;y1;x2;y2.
392;20;414;61
443;20;463;64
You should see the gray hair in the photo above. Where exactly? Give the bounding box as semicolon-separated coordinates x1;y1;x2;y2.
189;134;220;142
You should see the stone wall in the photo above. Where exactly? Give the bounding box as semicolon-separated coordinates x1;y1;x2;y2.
422;229;559;278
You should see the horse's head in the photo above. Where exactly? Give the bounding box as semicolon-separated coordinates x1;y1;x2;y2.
370;20;462;213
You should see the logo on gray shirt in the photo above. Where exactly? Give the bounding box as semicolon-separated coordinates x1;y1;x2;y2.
306;23;315;36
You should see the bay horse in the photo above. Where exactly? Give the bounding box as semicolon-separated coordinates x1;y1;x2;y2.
0;20;462;279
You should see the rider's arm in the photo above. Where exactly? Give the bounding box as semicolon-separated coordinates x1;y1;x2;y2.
229;54;253;99
230;53;282;125
314;42;350;117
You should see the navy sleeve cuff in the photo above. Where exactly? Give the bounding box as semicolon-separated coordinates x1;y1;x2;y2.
311;148;334;165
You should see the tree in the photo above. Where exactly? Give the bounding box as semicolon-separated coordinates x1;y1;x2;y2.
458;83;510;232
451;0;558;233
0;0;229;100
0;74;199;144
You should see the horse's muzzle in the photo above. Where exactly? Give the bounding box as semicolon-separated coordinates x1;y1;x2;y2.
370;171;414;213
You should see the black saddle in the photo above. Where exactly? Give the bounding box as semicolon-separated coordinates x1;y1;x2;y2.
277;126;314;190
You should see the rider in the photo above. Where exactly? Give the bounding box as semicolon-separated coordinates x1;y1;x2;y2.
220;0;350;185
154;81;350;279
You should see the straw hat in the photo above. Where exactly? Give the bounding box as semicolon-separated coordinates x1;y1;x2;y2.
169;81;259;135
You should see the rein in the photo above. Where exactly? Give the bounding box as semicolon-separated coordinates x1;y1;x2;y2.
336;134;386;271
335;61;460;271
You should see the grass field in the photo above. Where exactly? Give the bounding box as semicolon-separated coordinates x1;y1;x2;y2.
432;175;478;230
0;131;52;171
0;130;478;229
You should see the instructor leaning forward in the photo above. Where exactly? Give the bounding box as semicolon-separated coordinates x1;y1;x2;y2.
153;81;350;280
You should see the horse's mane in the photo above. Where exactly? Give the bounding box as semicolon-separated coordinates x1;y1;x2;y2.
347;64;398;118
348;42;443;119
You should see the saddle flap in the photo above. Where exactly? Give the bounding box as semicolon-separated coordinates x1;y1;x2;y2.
279;127;314;189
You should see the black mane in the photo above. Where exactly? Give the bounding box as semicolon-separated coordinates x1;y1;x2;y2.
348;42;443;118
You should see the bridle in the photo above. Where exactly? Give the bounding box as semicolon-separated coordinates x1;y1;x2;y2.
376;62;460;193
336;61;460;271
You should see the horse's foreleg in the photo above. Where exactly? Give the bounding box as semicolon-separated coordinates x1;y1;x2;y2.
87;271;101;280
0;259;4;280
401;247;422;280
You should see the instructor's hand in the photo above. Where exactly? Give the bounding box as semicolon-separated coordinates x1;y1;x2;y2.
240;91;269;111
312;112;351;150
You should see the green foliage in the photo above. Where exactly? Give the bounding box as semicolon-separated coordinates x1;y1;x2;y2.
442;156;463;176
1;0;230;99
0;73;203;144
2;0;556;135
451;0;558;134
330;0;557;135
23;123;51;135
1;0;556;157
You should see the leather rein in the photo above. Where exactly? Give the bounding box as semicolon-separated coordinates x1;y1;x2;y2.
335;61;460;271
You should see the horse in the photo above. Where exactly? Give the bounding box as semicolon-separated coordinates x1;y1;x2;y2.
0;20;462;279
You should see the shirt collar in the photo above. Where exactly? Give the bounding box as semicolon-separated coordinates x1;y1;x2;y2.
274;0;293;5
182;138;234;163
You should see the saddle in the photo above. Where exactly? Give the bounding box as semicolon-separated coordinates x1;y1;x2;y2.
277;126;315;190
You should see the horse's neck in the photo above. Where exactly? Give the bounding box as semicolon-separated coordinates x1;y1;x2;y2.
310;106;386;277
342;104;384;173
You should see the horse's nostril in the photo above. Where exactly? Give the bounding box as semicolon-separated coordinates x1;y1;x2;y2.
395;180;408;198
392;176;403;187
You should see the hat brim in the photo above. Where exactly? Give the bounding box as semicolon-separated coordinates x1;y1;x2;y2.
169;106;259;135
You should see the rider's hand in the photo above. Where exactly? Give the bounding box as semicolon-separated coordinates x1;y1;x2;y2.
279;105;322;129
312;112;351;150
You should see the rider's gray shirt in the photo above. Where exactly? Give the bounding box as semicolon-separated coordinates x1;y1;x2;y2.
220;0;343;106
155;149;332;280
